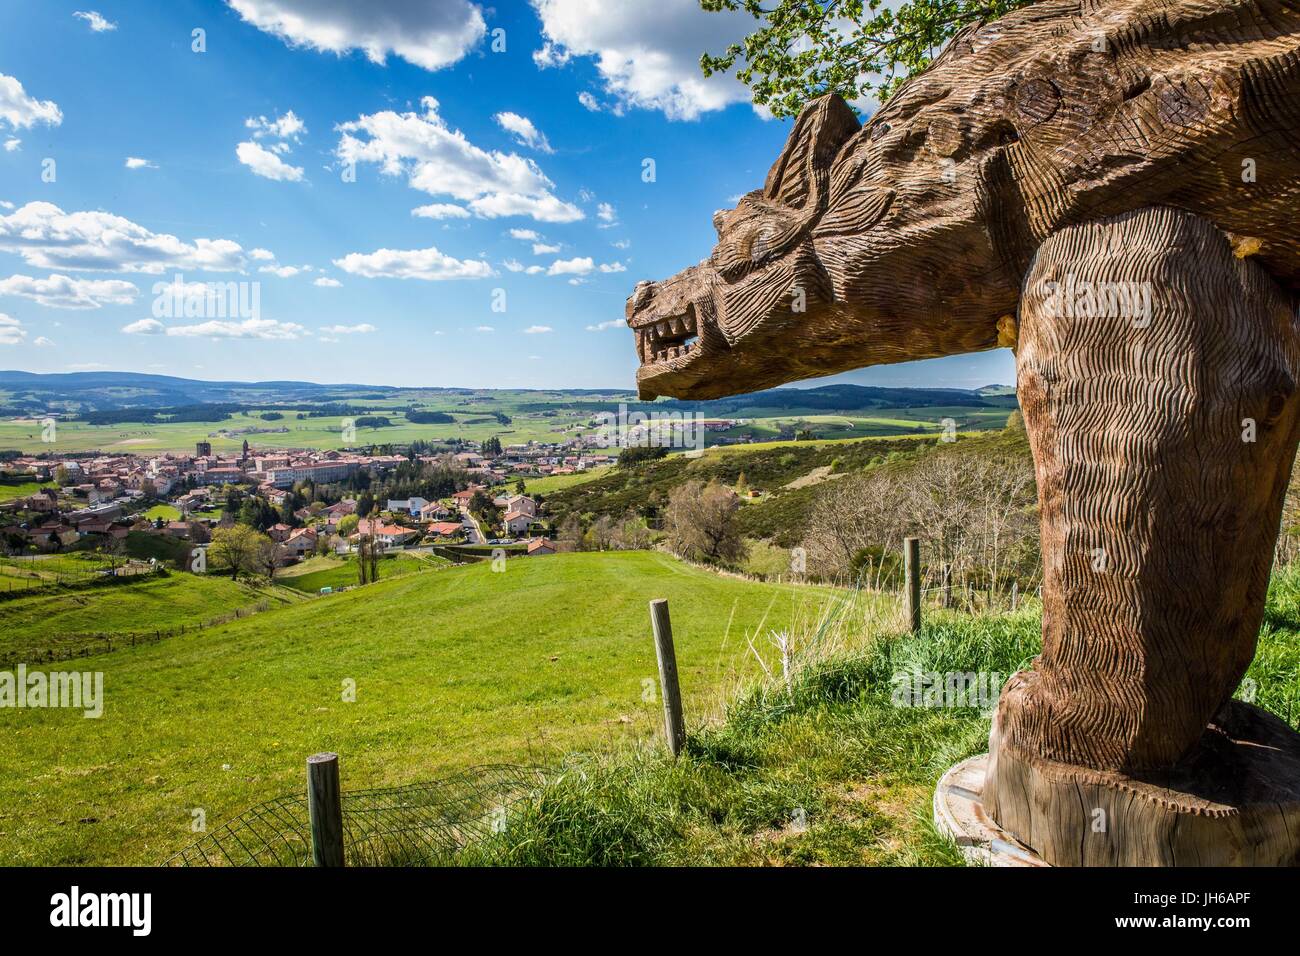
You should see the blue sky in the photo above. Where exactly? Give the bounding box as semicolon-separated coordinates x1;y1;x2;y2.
0;0;1015;391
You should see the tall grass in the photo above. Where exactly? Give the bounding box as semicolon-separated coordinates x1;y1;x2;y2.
455;567;1300;866
454;588;1044;866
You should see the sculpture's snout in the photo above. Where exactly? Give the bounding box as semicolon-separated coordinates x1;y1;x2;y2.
625;263;723;400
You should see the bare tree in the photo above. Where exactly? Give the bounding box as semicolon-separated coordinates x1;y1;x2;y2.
664;480;748;564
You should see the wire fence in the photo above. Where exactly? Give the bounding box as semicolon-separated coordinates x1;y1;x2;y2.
165;765;545;867
1;597;280;669
0;556;156;597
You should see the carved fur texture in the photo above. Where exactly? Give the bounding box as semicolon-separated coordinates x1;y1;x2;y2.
626;0;1300;400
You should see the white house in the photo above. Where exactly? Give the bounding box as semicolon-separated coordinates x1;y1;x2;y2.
386;497;430;516
502;510;533;536
504;495;537;517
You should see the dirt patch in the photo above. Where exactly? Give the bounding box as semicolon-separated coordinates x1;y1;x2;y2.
783;466;849;491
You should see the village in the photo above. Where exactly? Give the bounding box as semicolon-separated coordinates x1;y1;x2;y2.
0;437;621;570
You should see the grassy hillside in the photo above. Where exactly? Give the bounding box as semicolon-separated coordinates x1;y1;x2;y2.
0;552;857;865
277;552;445;593
454;567;1300;866
0;573;301;663
541;429;1032;548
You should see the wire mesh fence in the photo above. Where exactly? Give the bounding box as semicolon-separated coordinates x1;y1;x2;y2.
165;764;545;867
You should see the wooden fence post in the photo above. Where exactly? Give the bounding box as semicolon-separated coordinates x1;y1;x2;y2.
904;537;921;634
648;599;686;757
307;752;345;867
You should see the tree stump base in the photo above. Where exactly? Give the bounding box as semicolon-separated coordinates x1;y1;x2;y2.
985;695;1300;866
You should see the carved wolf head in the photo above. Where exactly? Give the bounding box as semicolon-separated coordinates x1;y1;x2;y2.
627;0;1300;400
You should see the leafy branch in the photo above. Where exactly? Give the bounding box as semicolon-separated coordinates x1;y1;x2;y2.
699;0;1033;117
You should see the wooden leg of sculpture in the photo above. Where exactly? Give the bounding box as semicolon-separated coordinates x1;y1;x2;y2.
983;206;1300;866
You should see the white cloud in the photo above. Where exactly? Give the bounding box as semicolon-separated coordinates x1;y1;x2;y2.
531;0;753;120
0;313;25;345
227;0;486;71
547;256;593;276
503;258;543;275
313;276;342;287
0;73;62;130
597;201;617;223
125;157;157;170
258;264;302;278
320;323;376;334
33;335;54;347
523;325;553;334
0;273;138;309
412;203;471;220
236;140;305;181
577;91;600;112
73;11;116;32
245;110;306;141
122;318;164;335
126;317;307;339
611;238;631;249
494;111;553;153
532;242;560;255
586;319;623;331
0;201;247;273
3;138;20;152
467;192;582;223
67;362;109;370
249;247;276;260
598;261;626;273
336;96;583;224
475;325;494;333
509;228;540;241
333;245;492;281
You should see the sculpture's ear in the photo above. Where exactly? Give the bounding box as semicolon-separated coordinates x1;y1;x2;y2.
763;94;861;211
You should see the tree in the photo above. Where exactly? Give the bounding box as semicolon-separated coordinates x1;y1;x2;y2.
337;513;359;538
209;525;272;581
557;514;584;552
664;480;748;564
618;444;670;468
699;0;1031;118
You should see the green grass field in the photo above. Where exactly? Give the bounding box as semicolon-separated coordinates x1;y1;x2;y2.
0;551;852;865
277;552;442;593
141;504;182;521
0;387;1015;455
0;480;43;502
0;573;301;663
524;467;612;495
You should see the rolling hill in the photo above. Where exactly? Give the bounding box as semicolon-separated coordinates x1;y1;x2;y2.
0;551;850;865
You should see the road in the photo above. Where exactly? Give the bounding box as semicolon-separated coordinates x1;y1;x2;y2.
461;511;484;545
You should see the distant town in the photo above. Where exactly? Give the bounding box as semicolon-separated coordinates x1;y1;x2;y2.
0;434;637;571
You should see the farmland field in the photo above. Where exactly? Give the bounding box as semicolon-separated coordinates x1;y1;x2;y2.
0;572;302;663
0;383;1016;455
0;551;863;865
277;552;445;593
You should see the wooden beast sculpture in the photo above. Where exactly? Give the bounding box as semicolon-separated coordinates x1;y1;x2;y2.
626;0;1300;865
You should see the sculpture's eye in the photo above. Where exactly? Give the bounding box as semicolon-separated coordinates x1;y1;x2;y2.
712;210;727;241
750;227;777;263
